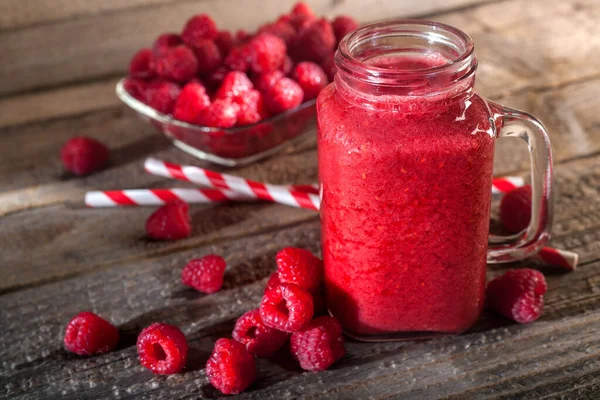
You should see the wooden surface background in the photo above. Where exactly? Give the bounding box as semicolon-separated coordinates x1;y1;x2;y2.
1;0;600;398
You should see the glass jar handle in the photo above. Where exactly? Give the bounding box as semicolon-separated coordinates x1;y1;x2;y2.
487;102;554;263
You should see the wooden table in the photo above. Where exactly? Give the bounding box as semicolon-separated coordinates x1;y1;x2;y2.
1;0;599;398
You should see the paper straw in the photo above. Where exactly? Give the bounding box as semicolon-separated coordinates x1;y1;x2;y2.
530;247;579;271
85;188;252;207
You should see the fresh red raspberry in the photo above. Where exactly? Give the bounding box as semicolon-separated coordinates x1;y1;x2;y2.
321;52;337;82
181;254;227;293
181;14;218;47
290;316;345;371
137;323;188;374
249;33;287;74
292;18;336;63
235;30;252;44
197;98;239;128
204;66;229;92
215;71;254;101
332;15;359;44
64;312;119;355
60;136;110;176
289;2;316;29
206;338;256;395
191;39;222;74
224;44;253;72
253;70;284;93
145;200;191;241
155;46;198;82
232;309;289;356
281;55;294;75
236;90;270;125
215;30;235;56
276;247;324;291
123;78;149;101
500;185;532;233
144;80;181;114
129;48;156;78
258;21;296;46
173;82;211;124
292;62;329;100
264;77;304;114
265;272;282;293
487;268;547;323
260;283;314;332
153;33;182;56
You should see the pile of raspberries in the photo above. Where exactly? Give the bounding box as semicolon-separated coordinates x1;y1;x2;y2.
123;2;359;128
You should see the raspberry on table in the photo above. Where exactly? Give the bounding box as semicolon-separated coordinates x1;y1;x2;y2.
260;283;314;332
276;247;324;291
60;136;110;176
249;33;287;74
206;338;257;395
487;268;547;323
500;185;532;234
215;30;235;57
321;52;337;82
137;323;188;374
291;18;335;63
258;21;296;46
153;33;183;56
197;98;239;128
181;14;219;47
173;82;211;124
254;70;284;93
265;272;282;293
64;312;119;355
332;16;359;44
292;62;329;100
264;77;304;114
155;45;199;83
181;254;227;293
290;316;345;371
224;44;253;72
145;200;191;241
232;309;289;356
215;71;254;101
129;48;156;78
235;90;270;125
144;80;181;114
191;39;222;74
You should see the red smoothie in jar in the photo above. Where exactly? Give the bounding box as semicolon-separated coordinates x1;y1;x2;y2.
318;23;495;338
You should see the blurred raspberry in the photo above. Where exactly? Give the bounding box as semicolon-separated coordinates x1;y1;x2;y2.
232;309;288;356
264;77;304;114
181;254;227;293
289;2;316;29
236;90;270;125
500;185;532;234
332;15;359;44
276;247;324;291
258;21;296;46
321;52;337;82
235;30;252;44
144;80;181;114
191;39;222;74
487;268;547;323
281;55;294;75
253;70;284;93
215;30;235;56
206;338;256;395
182;14;219;47
197;99;239;128
155;46;199;82
204;66;229;92
123;78;149;101
64;312;119;355
145;200;191;241
292;62;328;100
173;82;210;124
129;48;156;78
215;71;254;101
137;323;188;374
290;316;345;371
249;33;287;74
224;44;253;72
153;33;183;56
60;136;110;176
291;18;335;63
260;283;314;332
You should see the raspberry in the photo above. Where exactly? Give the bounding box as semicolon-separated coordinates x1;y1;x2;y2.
258;21;296;46
137;323;188;374
204;66;229;92
232;309;289;356
249;33;287;74
60;136;110;176
181;14;219;47
321;52;337;82
500;185;532;233
224;44;253;72
215;30;234;56
197;98;239;128
281;55;294;75
173;82;211;124
292;18;335;63
215;71;254;101
144;80;181;114
265;272;282;293
292;62;329;100
153;33;182;56
191;39;222;74
145;200;191;240
260;283;314;332
289;2;316;29
332;15;359;44
236;90;270;125
129;48;155;78
235;30;252;44
64;312;119;355
487;268;547;323
206;338;256;395
276;247;324;291
290;316;345;371
254;70;284;93
264;77;304;114
123;78;148;101
155;46;199;82
181;254;227;293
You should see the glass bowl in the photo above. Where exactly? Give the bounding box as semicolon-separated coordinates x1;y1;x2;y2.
116;78;317;167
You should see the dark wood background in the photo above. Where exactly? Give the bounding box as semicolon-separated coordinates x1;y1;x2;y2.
1;0;600;398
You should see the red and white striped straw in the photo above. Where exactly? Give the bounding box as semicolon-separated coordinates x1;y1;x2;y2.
144;158;320;211
491;176;525;194
85;188;252;207
530;247;579;271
